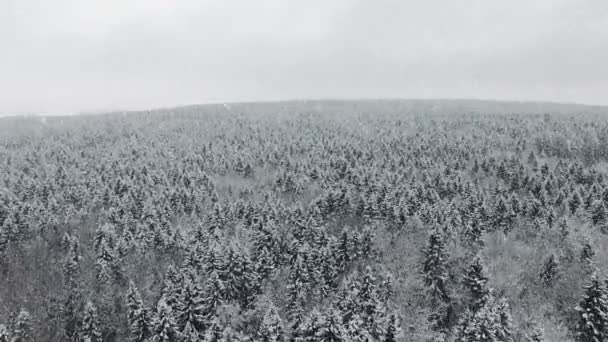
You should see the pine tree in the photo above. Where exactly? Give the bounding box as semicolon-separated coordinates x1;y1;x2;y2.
455;293;513;342
297;309;323;342
494;297;513;341
259;304;284;342
422;230;450;306
317;308;344;342
461;219;484;249
286;257;307;333
176;280;205;335
463;256;489;312
591;200;607;226
126;281;154;342
79;301;102;342
150;298;183;342
202;271;224;321
558;218;569;241
11;308;31;342
0;324;9;342
569;192;583;215
574;274;608;342
202;315;225;342
336;230;351;272
539;254;559;288
384;313;401;342
524;320;544;342
95;238;118;284
581;242;595;266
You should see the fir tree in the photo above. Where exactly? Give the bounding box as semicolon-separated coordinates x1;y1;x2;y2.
297;309;323;342
176;280;205;335
150;298;183;342
317;308;344;342
202;271;225;321
422;230;450;306
11;308;31;342
524;320;544;342
581;242;595;266
539;254;559;288
455;293;513;342
95;239;118;284
591;200;607;226
79;301;102;342
259;304;284;342
574;274;608;342
202;317;224;342
126;281;154;342
569;192;583;215
463;256;489;312
384;313;401;342
0;324;8;342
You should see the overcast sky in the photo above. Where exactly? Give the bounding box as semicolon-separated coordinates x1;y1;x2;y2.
2;0;607;114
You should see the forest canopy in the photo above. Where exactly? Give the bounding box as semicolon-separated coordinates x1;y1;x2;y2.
1;100;608;341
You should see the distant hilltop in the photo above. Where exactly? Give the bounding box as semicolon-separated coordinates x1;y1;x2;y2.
2;98;608;119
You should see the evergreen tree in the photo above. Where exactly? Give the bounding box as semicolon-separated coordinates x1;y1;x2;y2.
574;274;608;342
202;317;224;342
455;293;513;342
11;309;31;342
461;219;484;249
0;324;9;342
422;230;450;306
317;308;344;342
463;256;490;312
591;200;607;226
79;301;102;342
150;298;183;342
176;280;205;335
126;281;154;342
259;304;284;342
297;309;323;342
524;320;544;342
538;254;559;288
384;313;401;342
202;271;225;321
95;239;118;284
581;242;595;266
569;192;583;215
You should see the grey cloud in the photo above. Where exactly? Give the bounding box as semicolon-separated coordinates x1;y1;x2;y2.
1;0;607;115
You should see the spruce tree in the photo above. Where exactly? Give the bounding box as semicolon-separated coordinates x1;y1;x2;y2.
581;242;595;266
591;200;607;226
202;316;224;342
569;192;583;215
384;313;401;342
11;308;32;342
259;304;284;342
297;309;323;341
126;281;154;342
539;254;559;288
0;324;8;342
317;308;344;342
455;293;513;342
422;230;450;306
524;320;544;342
150;298;182;342
463;256;489;312
176;280;205;336
79;301;102;342
202;271;225;321
574;274;608;342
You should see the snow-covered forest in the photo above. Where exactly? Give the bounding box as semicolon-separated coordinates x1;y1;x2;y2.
1;100;608;341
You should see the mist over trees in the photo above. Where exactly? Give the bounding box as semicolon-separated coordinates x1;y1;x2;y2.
1;100;608;341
